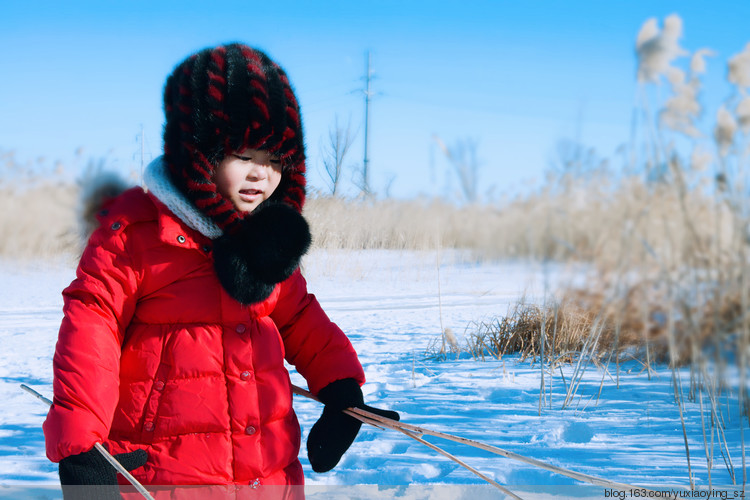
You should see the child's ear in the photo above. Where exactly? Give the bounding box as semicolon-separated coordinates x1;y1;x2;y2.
212;203;311;305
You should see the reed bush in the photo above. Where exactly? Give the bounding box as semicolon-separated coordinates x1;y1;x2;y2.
421;16;749;484
429;278;746;368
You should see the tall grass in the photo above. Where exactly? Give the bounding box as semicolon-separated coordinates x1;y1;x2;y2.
2;168;727;262
421;16;750;487
0;153;78;259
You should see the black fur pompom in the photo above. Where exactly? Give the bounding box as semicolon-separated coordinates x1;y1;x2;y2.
213;203;312;305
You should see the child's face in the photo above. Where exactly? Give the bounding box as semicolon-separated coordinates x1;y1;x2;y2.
214;148;283;213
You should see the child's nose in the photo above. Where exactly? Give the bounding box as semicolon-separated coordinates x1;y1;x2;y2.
246;164;268;181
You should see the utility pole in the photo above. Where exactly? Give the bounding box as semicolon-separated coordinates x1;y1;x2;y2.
140;124;145;186
362;50;373;197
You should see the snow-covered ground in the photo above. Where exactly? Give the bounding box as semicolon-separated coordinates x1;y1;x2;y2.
1;250;747;499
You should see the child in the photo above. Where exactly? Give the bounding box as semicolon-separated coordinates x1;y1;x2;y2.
43;43;398;493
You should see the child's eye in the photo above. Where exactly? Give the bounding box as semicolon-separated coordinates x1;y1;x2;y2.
231;153;281;165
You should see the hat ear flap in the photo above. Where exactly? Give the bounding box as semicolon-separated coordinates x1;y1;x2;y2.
212;203;311;305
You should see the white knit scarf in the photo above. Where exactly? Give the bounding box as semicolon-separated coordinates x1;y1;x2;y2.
143;157;224;240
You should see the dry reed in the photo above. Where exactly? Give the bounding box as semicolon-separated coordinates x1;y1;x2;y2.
3;166;725;264
0;180;78;260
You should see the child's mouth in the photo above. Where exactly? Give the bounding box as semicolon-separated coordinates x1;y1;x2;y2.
239;189;263;202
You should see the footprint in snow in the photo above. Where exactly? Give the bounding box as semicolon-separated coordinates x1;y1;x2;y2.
531;421;594;445
562;421;594;443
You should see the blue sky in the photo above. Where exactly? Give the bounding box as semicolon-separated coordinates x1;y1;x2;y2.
2;1;748;199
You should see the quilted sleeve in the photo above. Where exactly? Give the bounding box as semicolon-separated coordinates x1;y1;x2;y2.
43;221;142;462
270;269;365;395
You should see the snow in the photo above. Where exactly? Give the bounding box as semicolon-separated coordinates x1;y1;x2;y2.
0;250;747;498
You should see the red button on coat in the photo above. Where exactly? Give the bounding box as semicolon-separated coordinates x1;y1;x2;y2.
154;381;165;391
245;426;256;435
240;371;250;380
144;421;155;432
235;324;246;333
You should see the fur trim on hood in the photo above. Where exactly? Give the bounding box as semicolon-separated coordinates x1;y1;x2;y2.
78;168;131;244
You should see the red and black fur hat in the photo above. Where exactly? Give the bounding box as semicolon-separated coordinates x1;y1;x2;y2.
162;44;311;304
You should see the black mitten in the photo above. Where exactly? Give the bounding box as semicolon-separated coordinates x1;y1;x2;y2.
307;378;400;473
59;447;147;500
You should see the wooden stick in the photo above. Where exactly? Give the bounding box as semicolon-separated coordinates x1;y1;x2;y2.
344;403;524;499
395;427;524;499
292;384;668;492
20;384;156;500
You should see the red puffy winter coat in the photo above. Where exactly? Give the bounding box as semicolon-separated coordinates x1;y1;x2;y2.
43;187;365;486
